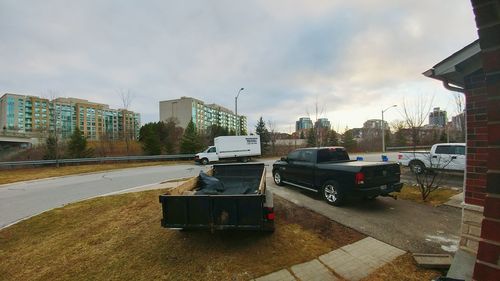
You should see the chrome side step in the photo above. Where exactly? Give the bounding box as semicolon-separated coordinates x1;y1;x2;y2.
282;181;318;192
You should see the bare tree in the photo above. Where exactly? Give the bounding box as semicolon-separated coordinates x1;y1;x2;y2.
401;94;434;148
412;153;455;201
267;120;278;156
305;96;325;147
118;89;136;155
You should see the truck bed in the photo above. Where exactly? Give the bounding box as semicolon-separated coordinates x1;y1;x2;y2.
159;163;274;231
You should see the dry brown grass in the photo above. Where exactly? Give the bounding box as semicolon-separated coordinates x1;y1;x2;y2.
393;184;460;206
0;191;364;281
361;253;442;281
0;161;191;186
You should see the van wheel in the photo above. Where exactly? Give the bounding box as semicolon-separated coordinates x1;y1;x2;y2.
201;158;209;165
322;181;345;206
273;170;284;186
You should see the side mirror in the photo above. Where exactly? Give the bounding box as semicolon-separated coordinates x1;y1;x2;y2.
281;157;288;162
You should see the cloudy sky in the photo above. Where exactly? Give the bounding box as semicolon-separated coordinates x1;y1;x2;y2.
0;1;478;133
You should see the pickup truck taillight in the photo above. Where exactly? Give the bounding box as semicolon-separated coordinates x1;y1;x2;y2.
264;207;275;220
355;172;365;185
398;154;403;160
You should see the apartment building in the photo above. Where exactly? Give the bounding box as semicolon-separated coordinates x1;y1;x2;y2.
0;93;140;140
159;96;247;133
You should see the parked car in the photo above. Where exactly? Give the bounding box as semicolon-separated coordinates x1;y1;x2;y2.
272;147;403;206
159;163;274;232
195;135;261;165
398;143;466;173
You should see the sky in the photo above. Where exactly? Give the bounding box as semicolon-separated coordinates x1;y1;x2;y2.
0;0;478;133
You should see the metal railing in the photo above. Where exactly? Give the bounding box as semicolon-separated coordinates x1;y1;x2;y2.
0;154;195;169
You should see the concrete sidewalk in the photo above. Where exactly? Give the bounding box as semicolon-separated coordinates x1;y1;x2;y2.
253;237;406;281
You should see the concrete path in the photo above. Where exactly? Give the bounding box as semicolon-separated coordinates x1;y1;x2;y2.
254;237;406;281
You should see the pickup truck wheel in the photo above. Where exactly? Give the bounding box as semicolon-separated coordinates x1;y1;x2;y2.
200;158;209;165
273;170;284;186
240;157;249;163
322;181;344;206
409;160;425;174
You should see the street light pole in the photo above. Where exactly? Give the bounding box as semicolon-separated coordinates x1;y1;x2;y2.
382;104;397;153
235;87;244;135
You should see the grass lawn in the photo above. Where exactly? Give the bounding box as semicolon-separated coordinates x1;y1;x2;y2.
394;184;461;206
0;161;191;186
0;190;366;281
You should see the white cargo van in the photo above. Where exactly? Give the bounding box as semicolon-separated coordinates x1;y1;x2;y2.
195;135;261;165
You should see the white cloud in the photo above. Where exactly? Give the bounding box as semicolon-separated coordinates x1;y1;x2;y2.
0;0;478;133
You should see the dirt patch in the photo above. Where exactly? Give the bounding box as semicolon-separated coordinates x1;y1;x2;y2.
394;184;460;206
0;190;364;281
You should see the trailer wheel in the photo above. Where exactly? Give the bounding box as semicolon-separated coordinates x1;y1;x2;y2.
200;158;209;165
409;160;425;174
273;170;284;186
322;181;345;206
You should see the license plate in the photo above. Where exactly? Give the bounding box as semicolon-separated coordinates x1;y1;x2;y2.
380;185;387;190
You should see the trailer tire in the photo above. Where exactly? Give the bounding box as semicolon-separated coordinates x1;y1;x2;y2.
409;160;425;174
322;180;345;206
200;158;209;165
273;170;284;186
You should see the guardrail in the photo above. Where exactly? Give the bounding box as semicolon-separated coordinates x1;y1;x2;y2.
386;145;433;151
0;154;195;169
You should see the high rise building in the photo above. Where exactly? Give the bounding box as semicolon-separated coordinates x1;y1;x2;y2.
363;119;388;130
0;93;140;140
429;107;447;127
315;118;331;129
159;96;247;133
295;117;313;132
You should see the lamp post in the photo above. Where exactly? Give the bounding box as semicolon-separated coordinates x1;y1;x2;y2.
382;105;397;153
235;87;244;135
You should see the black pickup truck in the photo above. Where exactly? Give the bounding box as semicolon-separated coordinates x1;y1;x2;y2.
272;147;403;206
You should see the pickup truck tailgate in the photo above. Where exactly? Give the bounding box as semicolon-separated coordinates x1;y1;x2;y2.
361;163;401;186
160;194;266;229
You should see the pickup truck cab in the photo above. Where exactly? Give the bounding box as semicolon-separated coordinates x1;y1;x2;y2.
398;143;466;173
272;147;402;206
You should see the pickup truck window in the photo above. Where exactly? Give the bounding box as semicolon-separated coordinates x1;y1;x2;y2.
298;150;314;162
317;148;350;163
288;150;300;161
454;146;465;155
435;145;452;154
435;145;465;155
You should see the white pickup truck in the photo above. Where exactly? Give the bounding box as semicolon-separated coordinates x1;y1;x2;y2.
398;143;466;173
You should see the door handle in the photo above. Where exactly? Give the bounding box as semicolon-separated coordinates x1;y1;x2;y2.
432;155;437;158
451;156;457;159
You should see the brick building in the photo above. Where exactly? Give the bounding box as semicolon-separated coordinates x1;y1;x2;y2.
423;1;500;278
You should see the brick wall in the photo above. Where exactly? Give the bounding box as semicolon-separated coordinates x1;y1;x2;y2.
465;74;489;206
470;0;500;280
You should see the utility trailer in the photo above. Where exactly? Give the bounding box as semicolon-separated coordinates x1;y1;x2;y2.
159;163;274;232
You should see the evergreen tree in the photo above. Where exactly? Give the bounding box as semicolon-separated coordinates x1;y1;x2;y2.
67;127;93;158
327;129;340;146
43;135;58;160
180;120;203;153
300;131;305;139
306;128;316;147
341;129;357;151
139;122;162;155
255;117;270;154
